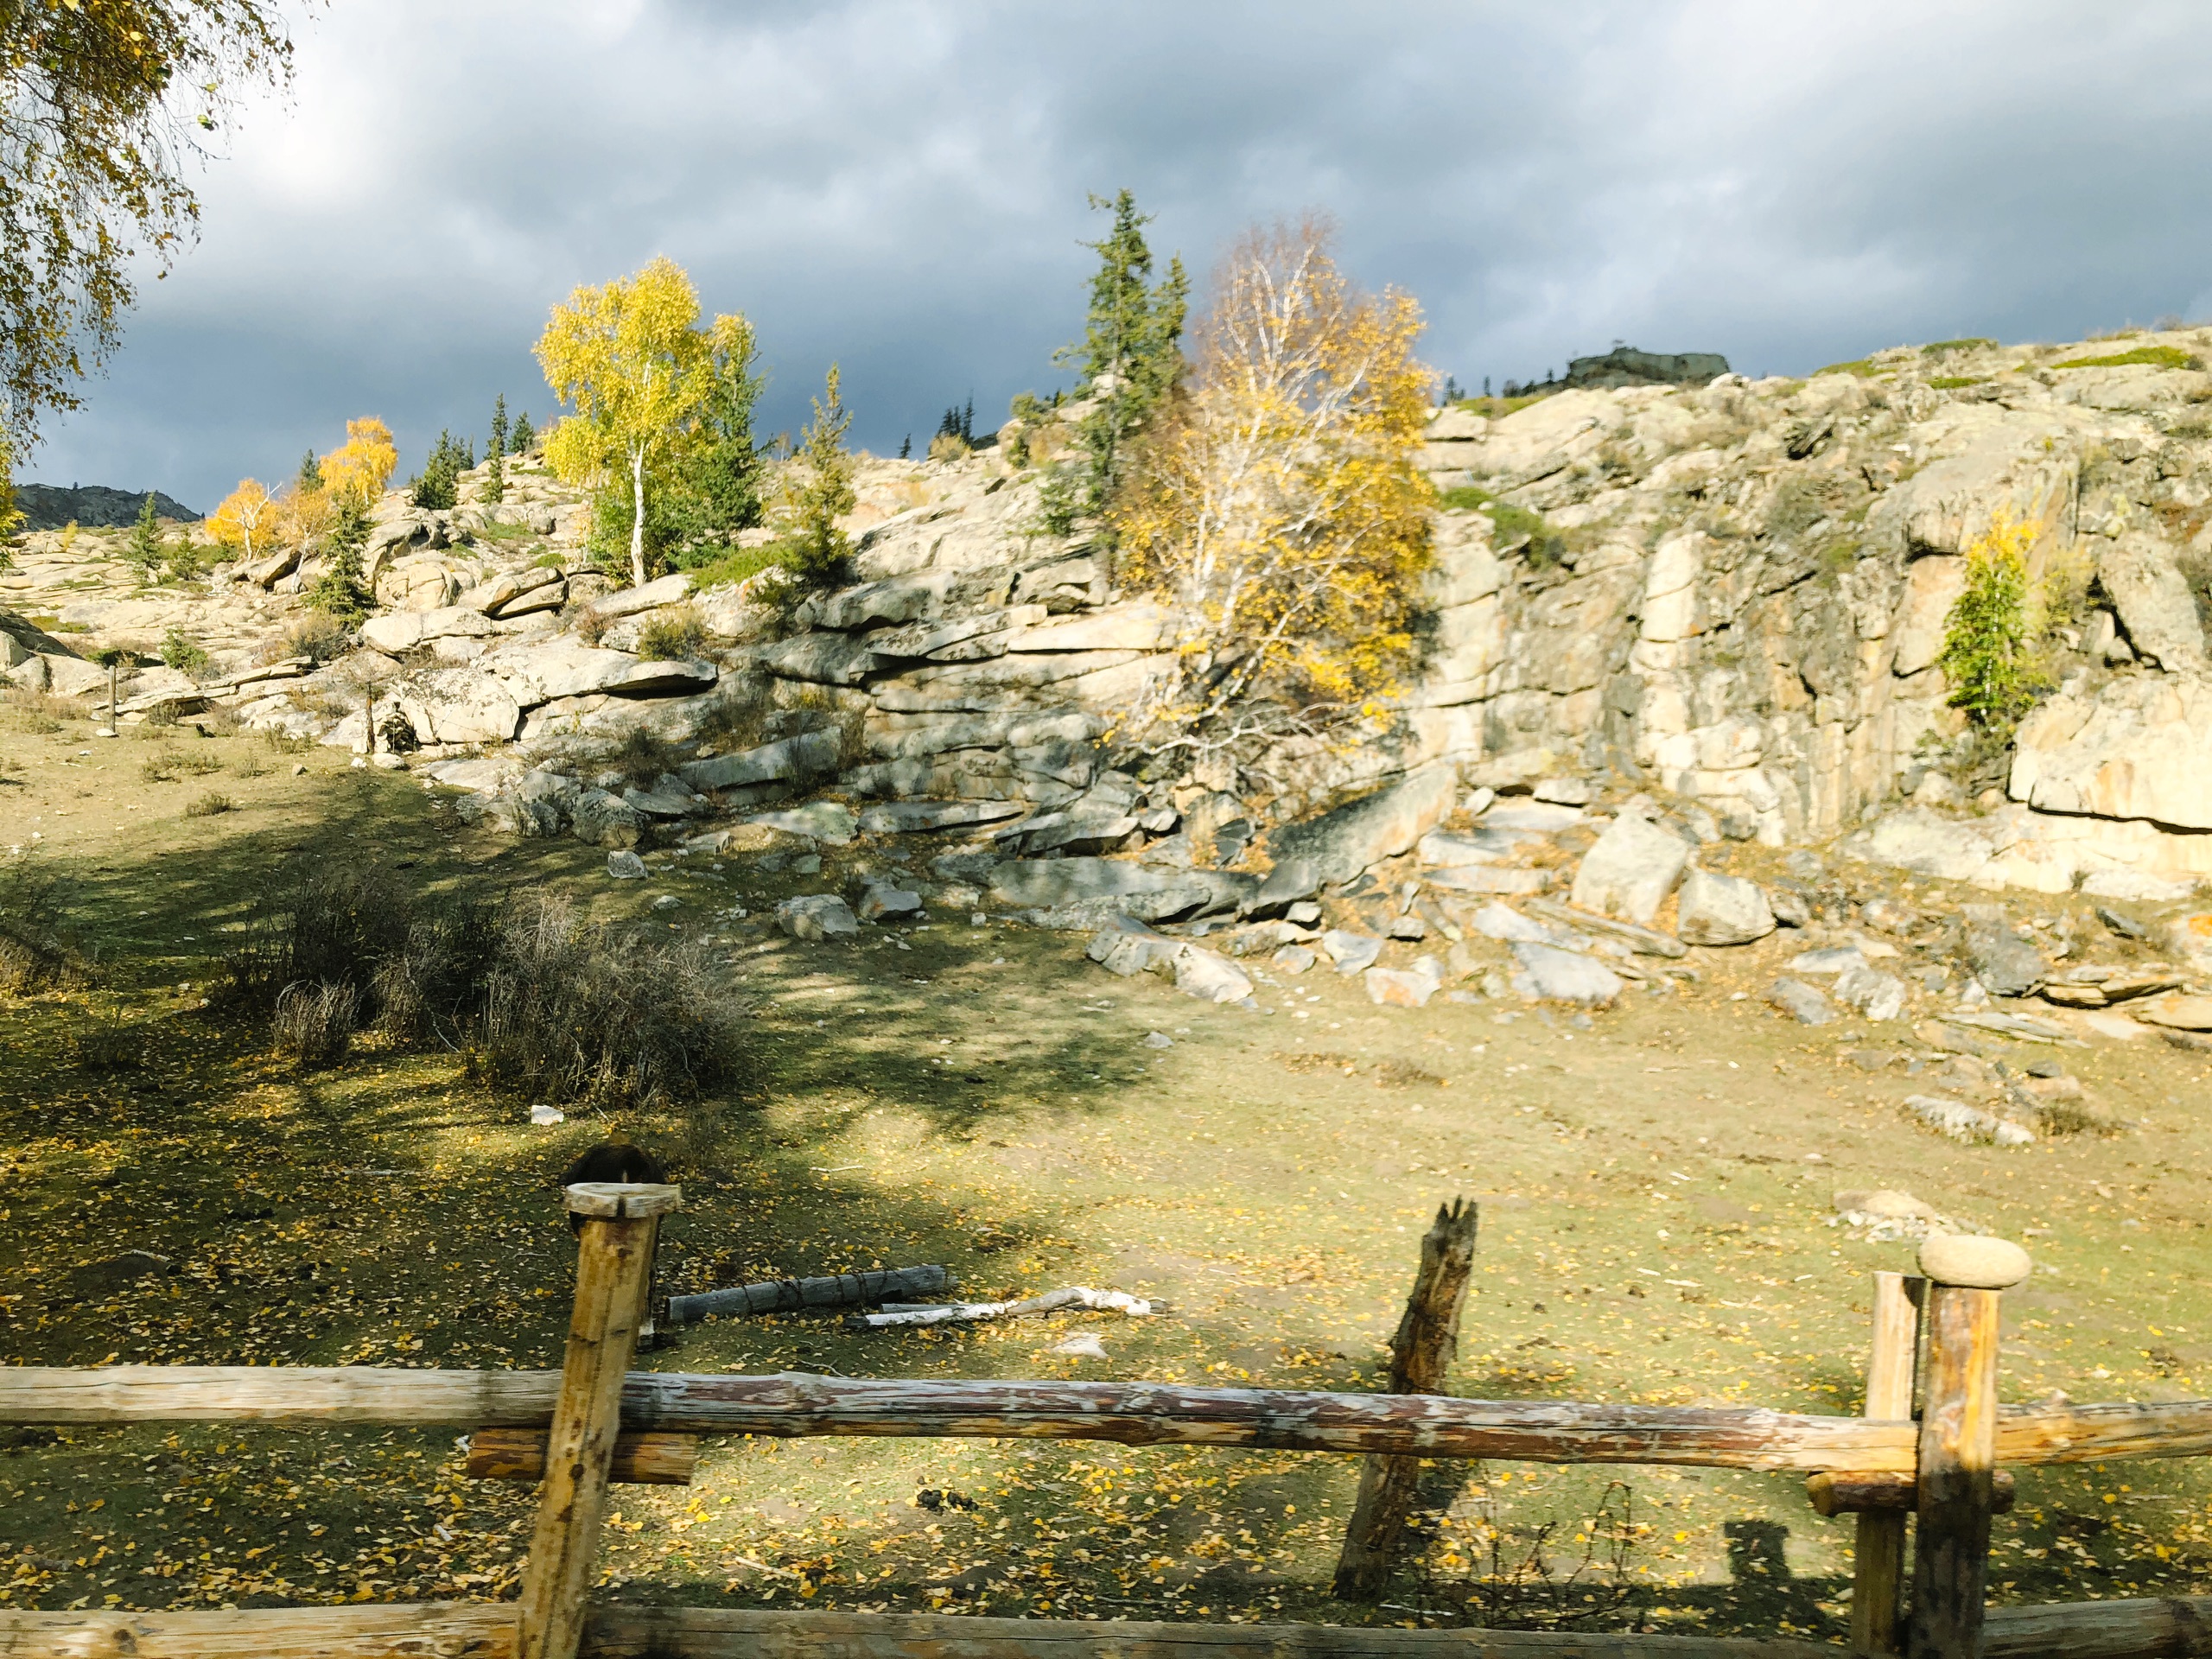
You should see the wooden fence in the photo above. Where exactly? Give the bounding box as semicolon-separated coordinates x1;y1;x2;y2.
4;1182;2212;1659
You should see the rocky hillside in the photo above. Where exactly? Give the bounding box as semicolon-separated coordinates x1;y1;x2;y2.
9;327;2212;926
18;483;200;530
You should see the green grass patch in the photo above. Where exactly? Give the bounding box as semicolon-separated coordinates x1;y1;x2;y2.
1812;359;1884;378
1929;376;1986;391
1922;338;1997;356
677;538;800;591
1448;391;1554;419
1438;484;1497;512
471;521;539;544
2051;346;2202;372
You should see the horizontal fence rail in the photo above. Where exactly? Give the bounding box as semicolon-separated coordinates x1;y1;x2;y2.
3;1594;2207;1659
7;1366;2210;1473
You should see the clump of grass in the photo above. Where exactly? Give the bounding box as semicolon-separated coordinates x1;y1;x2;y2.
231;758;269;779
183;791;234;817
635;602;710;661
2051;345;2202;372
476;893;744;1109
1814;358;1884;378
174;750;223;775
264;613;350;666
675;539;798;594
1929;376;1986;391
0;855;87;995
271;981;358;1067
140;752;177;783
1923;338;1997;356
223;868;745;1106
572;603;610;646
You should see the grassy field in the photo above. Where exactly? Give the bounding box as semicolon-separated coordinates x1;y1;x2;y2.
4;693;2212;1635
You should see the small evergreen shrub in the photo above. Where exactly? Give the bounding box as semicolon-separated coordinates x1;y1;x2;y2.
160;628;212;681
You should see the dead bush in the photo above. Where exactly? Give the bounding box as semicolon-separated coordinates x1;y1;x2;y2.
272;980;358;1067
221;865;414;1014
572;603;610;646
475;893;745;1109
182;791;234;817
0;855;88;994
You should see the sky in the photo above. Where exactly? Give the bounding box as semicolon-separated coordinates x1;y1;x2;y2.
29;0;2212;513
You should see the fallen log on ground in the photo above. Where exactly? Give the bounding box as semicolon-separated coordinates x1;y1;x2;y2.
844;1287;1154;1330
665;1265;950;1325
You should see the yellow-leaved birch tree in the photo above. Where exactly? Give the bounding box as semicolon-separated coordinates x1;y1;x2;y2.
206;478;273;560
1110;217;1433;781
535;257;714;588
318;416;397;506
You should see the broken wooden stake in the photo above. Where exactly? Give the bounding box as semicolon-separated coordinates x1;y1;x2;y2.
666;1265;950;1326
1333;1197;1479;1602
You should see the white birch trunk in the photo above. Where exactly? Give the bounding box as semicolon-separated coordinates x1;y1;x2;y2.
628;444;647;588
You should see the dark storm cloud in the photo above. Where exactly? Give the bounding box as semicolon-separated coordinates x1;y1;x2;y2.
31;0;2212;510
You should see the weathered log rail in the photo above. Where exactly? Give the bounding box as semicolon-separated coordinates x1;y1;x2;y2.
8;1363;2211;1474
6;1187;2212;1659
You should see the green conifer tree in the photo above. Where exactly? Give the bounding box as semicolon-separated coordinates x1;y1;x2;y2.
124;491;164;582
1056;189;1189;524
785;364;855;588
486;394;508;505
298;449;323;493
307;497;371;620
511;410;535;454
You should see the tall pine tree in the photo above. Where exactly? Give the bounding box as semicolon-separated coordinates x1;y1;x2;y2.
486;394;508;505
1058;189;1188;523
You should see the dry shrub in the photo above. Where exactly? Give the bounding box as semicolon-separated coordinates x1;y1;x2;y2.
0;856;87;995
272;980;358;1067
635;603;709;662
477;893;743;1109
572;603;610;646
224;867;741;1105
183;791;234;817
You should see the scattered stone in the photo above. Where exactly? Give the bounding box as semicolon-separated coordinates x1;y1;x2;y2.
1767;978;1835;1025
1906;1094;2035;1146
571;789;646;849
1509;942;1623;1006
1859;898;1916;934
1674;868;1776;946
1947;1009;2073;1045
857;799;1023;835
791;854;823;875
1049;1332;1108;1359
529;1105;566;1127
1247;857;1321;916
1568;813;1691;925
679;731;839;793
2079;1009;2149;1040
1844;1049;1893;1071
1532;777;1592;806
1919;1233;2034;1287
1964;918;2047;998
1834;963;1908;1022
2094;905;2152;941
1767;886;1813;928
751;801;857;845
1173;943;1254;1004
650;894;681;912
2134;995;2212;1031
1427;866;1549;895
606;850;647;880
1143;1032;1173;1049
1461;786;1497;817
857;884;925;923
1790;945;1869;976
1916;1020;1991;1056
1274;944;1318;974
989;857;1248;924
1086;915;1177;977
1320;930;1384;976
2024;1056;2064;1079
1388;914;1428;941
1365;958;1445;1008
778;893;860;941
1832;1188;1948;1239
1285;899;1322;926
1484;802;1584;833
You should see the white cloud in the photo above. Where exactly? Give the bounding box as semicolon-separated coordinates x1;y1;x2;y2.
31;0;2212;506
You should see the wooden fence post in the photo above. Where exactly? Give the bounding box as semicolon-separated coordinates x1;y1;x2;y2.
1909;1235;2031;1659
1332;1198;1478;1601
1849;1269;1924;1656
513;1180;680;1659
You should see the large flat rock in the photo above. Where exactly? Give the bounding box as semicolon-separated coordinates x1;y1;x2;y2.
1266;766;1457;887
2012;676;2212;830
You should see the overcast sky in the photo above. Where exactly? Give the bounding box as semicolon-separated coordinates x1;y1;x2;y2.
29;0;2212;512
